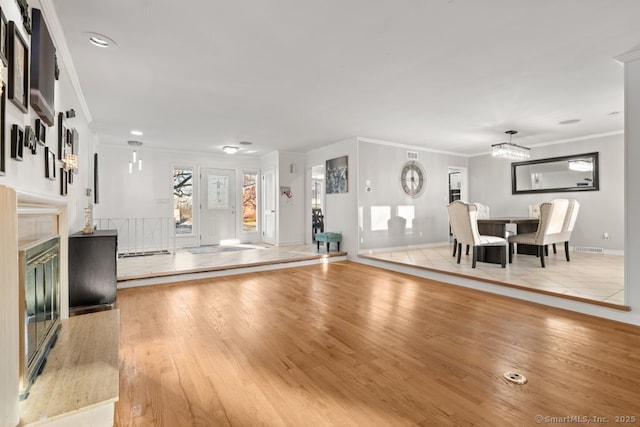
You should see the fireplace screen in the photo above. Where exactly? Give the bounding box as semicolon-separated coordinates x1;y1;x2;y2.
18;235;61;399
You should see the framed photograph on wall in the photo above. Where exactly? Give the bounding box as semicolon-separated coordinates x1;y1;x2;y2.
94;153;100;204
8;21;29;113
0;8;8;66
44;146;56;180
24;125;36;154
60;168;68;196
35;119;46;145
0;84;6;175
57;112;66;162
11;124;24;161
326;155;348;194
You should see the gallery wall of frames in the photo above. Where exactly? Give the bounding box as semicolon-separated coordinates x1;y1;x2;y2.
0;1;80;196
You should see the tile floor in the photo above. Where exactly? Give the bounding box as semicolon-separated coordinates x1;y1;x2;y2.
360;244;625;306
117;242;625;307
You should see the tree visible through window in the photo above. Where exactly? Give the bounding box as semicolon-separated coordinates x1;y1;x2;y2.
174;168;193;235
242;172;257;232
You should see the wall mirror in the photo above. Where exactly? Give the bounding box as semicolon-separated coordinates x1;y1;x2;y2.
511;152;599;194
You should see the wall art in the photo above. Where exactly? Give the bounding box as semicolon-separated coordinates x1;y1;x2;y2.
35;118;46;145
11;124;24;161
24;125;36;154
0;84;5;175
0;7;8;66
60;168;67;195
326;155;348;194
8;21;29;113
44;146;55;180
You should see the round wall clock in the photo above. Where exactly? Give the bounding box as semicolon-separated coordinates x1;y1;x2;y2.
401;161;426;197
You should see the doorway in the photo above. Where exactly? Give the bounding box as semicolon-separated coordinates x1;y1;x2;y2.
200;168;236;245
311;165;325;242
447;166;468;240
262;168;276;245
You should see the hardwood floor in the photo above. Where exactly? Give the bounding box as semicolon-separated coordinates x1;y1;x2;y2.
115;262;640;426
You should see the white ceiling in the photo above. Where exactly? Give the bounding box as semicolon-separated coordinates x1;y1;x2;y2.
51;0;640;157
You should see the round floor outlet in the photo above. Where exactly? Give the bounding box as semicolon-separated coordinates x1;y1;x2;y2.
503;372;528;385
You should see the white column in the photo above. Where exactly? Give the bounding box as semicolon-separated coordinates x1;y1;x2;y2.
0;186;19;427
618;50;640;311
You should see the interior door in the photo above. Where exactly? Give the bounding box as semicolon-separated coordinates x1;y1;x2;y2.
262;169;276;245
200;168;236;245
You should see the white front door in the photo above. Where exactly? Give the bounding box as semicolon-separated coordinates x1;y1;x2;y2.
262;169;276;245
200;168;236;245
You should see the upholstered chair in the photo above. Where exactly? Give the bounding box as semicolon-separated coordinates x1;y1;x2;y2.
472;202;490;219
447;201;507;268
452;202;490;257
550;199;580;260
508;199;569;267
528;203;541;218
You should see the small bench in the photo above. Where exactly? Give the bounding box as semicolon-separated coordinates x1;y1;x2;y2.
315;232;342;252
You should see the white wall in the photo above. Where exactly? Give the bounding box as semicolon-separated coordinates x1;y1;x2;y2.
277;151;306;245
469;133;624;251
94;144;261;249
306;138;359;255
622;51;640;321
357;139;468;250
0;1;94;424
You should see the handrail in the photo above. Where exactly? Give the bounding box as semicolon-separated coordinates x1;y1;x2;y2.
94;217;176;257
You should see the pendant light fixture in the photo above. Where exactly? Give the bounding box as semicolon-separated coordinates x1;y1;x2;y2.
491;130;530;160
128;140;143;173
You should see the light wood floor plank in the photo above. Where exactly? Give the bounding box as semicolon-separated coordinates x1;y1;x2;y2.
114;261;640;426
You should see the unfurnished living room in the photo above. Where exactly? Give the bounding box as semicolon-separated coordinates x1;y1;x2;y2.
1;1;640;426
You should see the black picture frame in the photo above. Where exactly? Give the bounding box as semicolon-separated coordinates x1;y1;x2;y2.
511;152;600;195
0;8;8;66
60;168;68;195
44;146;56;180
8;21;29;113
29;8;56;127
35;119;46;145
326;155;349;194
57;112;66;162
68;169;73;184
66;128;73;147
70;128;79;174
11;124;24;161
94;153;99;204
0;84;5;176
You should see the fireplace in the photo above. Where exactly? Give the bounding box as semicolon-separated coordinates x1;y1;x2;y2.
18;235;62;399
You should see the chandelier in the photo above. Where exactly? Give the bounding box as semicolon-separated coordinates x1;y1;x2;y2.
491;130;530;160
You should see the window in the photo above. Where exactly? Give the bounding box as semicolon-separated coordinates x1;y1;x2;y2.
173;168;193;235
242;171;258;232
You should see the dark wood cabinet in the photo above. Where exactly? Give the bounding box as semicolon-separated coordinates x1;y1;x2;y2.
68;230;117;310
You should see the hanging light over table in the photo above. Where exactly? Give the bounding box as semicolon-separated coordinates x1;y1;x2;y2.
491;130;530;160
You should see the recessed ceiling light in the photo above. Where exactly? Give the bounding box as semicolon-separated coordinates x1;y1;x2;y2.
559;119;581;125
130;130;143;136
222;146;239;154
86;32;117;48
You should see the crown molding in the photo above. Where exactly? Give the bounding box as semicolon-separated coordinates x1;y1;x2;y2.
39;1;93;123
615;49;640;65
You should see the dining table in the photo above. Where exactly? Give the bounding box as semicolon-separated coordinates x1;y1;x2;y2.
476;217;539;264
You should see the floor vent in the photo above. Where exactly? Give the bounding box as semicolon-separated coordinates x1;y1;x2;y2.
574;246;604;254
503;372;527;385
